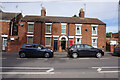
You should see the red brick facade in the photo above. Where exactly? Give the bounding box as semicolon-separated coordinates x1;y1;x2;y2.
4;8;106;52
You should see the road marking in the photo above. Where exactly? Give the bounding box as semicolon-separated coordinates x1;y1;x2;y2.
0;72;54;74
0;67;54;74
92;67;120;69
46;68;54;72
92;67;120;73
16;58;28;59
0;58;7;59
99;71;120;73
0;67;54;70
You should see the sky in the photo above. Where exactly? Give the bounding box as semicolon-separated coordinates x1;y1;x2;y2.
0;0;119;33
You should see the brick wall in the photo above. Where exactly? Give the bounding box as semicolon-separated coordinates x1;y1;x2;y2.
81;24;92;45
7;21;106;52
1;22;10;35
98;25;106;51
7;22;27;52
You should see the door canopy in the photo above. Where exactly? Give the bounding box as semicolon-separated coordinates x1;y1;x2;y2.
59;36;68;41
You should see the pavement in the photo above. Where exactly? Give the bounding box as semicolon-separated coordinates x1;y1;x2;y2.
0;51;120;79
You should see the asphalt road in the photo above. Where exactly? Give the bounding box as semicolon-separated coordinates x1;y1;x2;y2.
0;52;120;78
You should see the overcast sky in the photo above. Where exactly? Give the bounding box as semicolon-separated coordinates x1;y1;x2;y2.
0;0;119;33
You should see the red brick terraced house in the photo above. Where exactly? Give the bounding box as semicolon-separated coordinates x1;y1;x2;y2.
14;7;106;52
3;8;106;52
0;10;22;52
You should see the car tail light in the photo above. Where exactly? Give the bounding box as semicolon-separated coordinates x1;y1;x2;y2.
20;47;22;49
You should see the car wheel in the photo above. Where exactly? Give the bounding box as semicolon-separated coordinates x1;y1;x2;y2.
44;53;50;58
96;52;102;58
72;53;78;58
19;52;26;58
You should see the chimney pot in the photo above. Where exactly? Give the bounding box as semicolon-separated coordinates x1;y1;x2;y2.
79;8;85;18
41;7;46;16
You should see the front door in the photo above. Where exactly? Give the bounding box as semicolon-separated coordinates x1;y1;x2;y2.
54;40;58;51
2;38;7;50
61;41;66;50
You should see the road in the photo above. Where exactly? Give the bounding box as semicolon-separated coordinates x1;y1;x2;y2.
0;52;120;79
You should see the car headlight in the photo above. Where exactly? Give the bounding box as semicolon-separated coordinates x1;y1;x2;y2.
102;49;104;52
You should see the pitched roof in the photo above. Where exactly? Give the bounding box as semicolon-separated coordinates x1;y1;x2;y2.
0;10;21;20
21;15;106;25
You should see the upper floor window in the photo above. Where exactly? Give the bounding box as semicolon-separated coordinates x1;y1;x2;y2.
28;22;34;32
92;25;98;35
61;23;66;34
46;23;51;34
76;24;82;35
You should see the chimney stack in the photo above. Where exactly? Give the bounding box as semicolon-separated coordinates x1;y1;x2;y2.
41;7;46;16
79;8;84;18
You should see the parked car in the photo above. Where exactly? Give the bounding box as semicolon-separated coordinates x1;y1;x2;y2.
113;45;120;56
67;44;104;58
19;44;53;58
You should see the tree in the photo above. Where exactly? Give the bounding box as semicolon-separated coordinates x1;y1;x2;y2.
72;15;78;17
106;32;112;38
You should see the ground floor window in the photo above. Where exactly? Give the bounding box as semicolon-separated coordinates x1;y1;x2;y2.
92;38;97;48
45;37;51;47
27;37;33;44
76;38;81;44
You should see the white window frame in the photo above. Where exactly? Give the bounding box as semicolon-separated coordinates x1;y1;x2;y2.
61;23;66;34
92;25;98;35
75;24;82;35
91;37;98;48
45;23;52;34
28;22;34;34
75;36;82;44
45;37;51;47
27;35;33;44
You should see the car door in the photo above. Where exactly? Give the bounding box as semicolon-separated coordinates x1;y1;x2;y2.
25;45;34;56
77;44;85;56
32;44;43;57
84;44;94;56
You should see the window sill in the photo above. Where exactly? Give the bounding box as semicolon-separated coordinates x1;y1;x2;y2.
93;46;97;48
45;45;51;47
45;33;52;34
75;34;82;35
61;33;66;35
27;32;34;34
92;34;97;35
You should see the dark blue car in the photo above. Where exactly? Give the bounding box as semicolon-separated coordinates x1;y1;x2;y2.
113;45;120;56
19;44;54;58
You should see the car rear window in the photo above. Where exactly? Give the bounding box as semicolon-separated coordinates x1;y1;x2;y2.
84;45;92;48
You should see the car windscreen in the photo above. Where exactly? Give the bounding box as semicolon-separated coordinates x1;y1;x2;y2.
70;45;76;48
116;45;120;48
